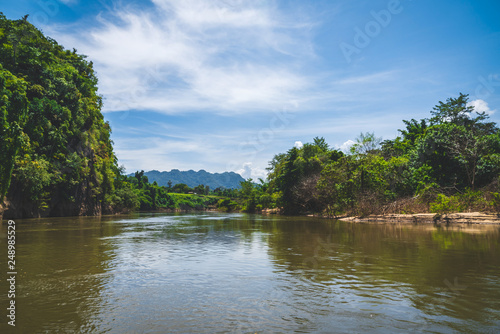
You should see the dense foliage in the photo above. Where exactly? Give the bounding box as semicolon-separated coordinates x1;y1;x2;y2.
121;170;232;212
0;14;241;218
239;94;500;216
0;14;116;216
1;15;498;218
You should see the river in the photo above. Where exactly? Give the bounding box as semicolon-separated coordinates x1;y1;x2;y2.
1;212;499;333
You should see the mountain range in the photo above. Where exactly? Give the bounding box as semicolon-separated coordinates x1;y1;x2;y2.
130;170;246;189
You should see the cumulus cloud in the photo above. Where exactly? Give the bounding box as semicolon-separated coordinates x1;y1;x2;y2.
114;135;209;173
294;141;303;149
468;99;496;115
338;139;355;153
236;162;267;180
38;0;430;176
237;162;252;179
47;0;315;114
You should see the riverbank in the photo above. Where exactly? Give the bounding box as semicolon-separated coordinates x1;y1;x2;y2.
338;212;500;224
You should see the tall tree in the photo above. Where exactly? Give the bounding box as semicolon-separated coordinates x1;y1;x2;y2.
313;136;329;152
275;147;301;214
416;93;499;189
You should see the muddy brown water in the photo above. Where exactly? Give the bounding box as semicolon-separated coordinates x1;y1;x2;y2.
1;212;499;333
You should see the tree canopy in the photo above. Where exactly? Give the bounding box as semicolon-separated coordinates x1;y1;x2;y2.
0;13;120;217
239;93;500;216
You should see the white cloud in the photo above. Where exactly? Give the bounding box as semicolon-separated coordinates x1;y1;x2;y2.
236;162;267;180
37;0;456;177
237;162;252;179
152;0;273;29
114;136;206;173
468;99;496;116
47;0;315;114
294;141;303;148
338;139;355;153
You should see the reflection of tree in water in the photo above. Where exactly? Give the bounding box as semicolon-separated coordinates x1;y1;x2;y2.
264;219;500;327
5;213;499;333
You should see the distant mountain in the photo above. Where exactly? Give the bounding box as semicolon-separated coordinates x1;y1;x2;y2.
130;170;246;189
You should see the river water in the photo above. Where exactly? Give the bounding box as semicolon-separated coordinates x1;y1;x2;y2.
1;212;499;333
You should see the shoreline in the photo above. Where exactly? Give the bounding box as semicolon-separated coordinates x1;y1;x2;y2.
3;208;500;225
337;212;500;224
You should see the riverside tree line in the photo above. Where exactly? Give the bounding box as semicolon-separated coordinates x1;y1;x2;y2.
1;14;499;218
239;93;500;216
0;14;234;217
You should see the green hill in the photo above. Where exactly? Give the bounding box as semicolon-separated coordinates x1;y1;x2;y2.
0;13;120;218
133;169;245;189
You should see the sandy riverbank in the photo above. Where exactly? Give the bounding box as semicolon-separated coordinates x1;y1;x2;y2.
338;212;500;224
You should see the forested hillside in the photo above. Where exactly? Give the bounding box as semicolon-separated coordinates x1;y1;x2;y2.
0;14;240;218
136;169;245;189
0;14;128;218
1;14;499;219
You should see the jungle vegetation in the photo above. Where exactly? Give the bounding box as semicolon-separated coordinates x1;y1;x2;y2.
0;13;122;217
239;94;500;216
1;14;499;218
0;14;241;218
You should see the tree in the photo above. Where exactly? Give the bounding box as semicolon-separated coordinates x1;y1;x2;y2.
317;157;356;217
275;147;301;214
172;183;190;194
429;93;493;129
413;94;499;190
400;119;428;145
134;170;145;188
194;184;205;194
442;124;499;190
350;132;382;155
239;179;257;212
0;66;28;199
313;136;329;152
0;14;124;217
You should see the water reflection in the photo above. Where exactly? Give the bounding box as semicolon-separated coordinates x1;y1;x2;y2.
1;213;499;333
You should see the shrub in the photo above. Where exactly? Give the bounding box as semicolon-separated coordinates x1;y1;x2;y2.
429;194;461;214
457;189;486;212
490;192;500;213
217;198;239;212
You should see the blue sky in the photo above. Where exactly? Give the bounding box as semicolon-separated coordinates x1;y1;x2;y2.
2;0;500;179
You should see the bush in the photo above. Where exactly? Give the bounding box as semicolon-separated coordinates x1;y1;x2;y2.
490;192;500;213
457;189;486;212
108;187;139;212
429;194;461;214
217;198;239;212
